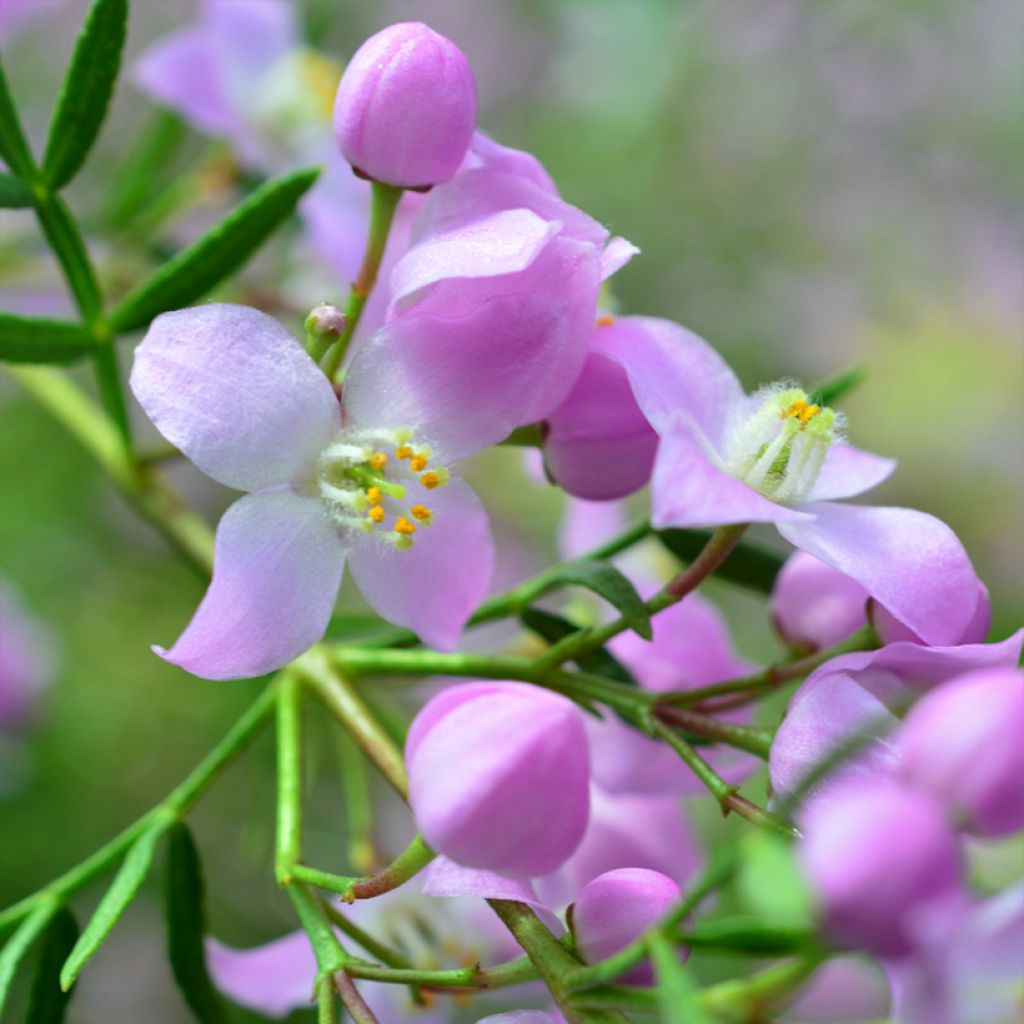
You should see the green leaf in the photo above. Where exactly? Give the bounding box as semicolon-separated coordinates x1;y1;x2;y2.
536;561;651;639
647;931;715;1024
657;529;784;593
0;312;96;365
519;607;637;686
736;832;814;927
60;818;171;990
0;902;58;1017
0;171;32;208
164;824;227;1024
109;167;321;333
41;0;127;189
25;908;79;1024
0;57;36;179
809;365;866;408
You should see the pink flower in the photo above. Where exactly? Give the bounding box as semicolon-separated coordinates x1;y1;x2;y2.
571;868;683;985
897;667;1024;838
406;682;590;877
780;956;891;1023
596;320;983;646
333;23;477;188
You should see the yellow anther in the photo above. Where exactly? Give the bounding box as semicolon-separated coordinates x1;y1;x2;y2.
799;403;821;424
409;453;428;472
394;516;417;536
409;504;432;522
395;446;413;460
368;451;388;470
368;505;386;524
595;315;616;327
782;398;821;428
420;472;440;489
366;486;383;506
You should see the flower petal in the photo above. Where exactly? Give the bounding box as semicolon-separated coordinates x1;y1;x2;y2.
156;492;345;680
592;316;745;444
421;856;544;906
778;503;981;646
809;443;897;502
651;420;815;530
203;0;297;99
131;304;340;491
600;236;640;279
206;932;315;1019
346;478;493;650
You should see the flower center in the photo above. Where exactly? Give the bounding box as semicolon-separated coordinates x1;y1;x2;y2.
315;428;449;549
724;386;840;504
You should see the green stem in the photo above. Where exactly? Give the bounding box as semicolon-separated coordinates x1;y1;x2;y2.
0;684;276;938
699;955;825;1015
317;973;338;1024
321;182;403;381
334;971;382;1024
287;882;349;975
653;704;774;758
336;731;378;873
322;904;416;972
293;834;434;901
276;674;304;884
343;955;538;991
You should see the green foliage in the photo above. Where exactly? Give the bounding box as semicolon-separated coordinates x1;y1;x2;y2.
60;818;171;990
0;171;32;208
736;831;815;927
163;824;228;1024
0;902;58;1017
520;607;637;686
647;931;715;1024
532;560;652;639
809;365;867;408
0;57;35;178
0;313;96;364
657;528;784;593
25;908;79;1024
42;0;128;190
109;167;322;333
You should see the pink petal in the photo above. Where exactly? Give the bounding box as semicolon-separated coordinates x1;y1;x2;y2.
651;420;815;530
131;305;340;492
203;0;298;99
157;492;345;680
809;443;897;502
591;317;745;445
346;478;494;650
778;503;981;647
600;236;640;279
465;131;558;192
421;856;543;906
206;932;316;1019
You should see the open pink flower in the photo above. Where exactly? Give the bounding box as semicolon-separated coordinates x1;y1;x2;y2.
596;320;982;646
130;302;532;678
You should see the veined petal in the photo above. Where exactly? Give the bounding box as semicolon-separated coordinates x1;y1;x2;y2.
592;317;745;444
651;420;815;530
131;304;340;491
156;492;345;680
778;503;981;647
809;443;897;502
346;478;494;651
206;932;315;1020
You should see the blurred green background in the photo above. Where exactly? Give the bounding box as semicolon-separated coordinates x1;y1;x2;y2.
1;1;1021;1020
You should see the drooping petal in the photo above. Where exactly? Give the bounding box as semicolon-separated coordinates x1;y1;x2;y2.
651;420;815;530
344;239;601;462
131;304;340;492
206;932;315;1020
778;503;981;647
808;443;897;502
156;492;345;680
600;236;640;279
346;478;494;650
591;316;745;445
421;856;544;906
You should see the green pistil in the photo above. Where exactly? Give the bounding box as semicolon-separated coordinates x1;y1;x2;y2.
346;466;406;500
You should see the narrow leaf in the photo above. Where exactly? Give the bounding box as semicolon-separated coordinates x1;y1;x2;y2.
42;0;128;189
809;365;866;407
60;818;171;990
540;561;651;639
0;57;36;178
520;607;637;686
26;908;79;1024
657;528;784;593
0;312;96;365
0;902;58;1017
109;167;321;333
737;832;814;927
647;931;715;1024
0;171;32;208
164;823;227;1024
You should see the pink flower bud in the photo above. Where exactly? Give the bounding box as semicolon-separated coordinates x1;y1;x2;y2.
406;682;590;877
897;667;1024;837
303;302;347;343
333;22;477;188
771;552;870;651
799;781;962;958
571;868;683;985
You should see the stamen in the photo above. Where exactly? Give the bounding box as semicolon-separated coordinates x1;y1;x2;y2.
366;486;383;506
409;453;428;472
596;315;616;327
368;505;386;524
409;505;432;523
394;517;417;536
395;446;413;460
369;452;388;470
420;467;449;490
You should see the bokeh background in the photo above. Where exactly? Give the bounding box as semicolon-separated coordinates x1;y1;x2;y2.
1;1;1022;1020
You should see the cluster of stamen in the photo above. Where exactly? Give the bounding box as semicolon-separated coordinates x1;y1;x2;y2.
316;429;449;549
725;386;840;504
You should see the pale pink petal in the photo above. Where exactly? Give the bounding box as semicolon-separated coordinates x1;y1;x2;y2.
203;0;298;98
206;932;315;1019
809;444;897;502
421;857;543;906
131;304;340;492
465;131;558;192
651;421;814;530
156;492;345;680
600;236;640;279
346;478;493;650
778;503;981;647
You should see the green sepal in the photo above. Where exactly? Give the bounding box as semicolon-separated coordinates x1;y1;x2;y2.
25;907;79;1023
657;528;784;593
42;0;128;190
109;166;321;334
0;312;97;364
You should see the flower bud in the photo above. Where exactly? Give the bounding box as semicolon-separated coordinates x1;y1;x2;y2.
333;22;477;188
571;868;683;985
771;551;870;651
406;682;590;877
897;667;1024;837
799;780;962;958
303;302;347;344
